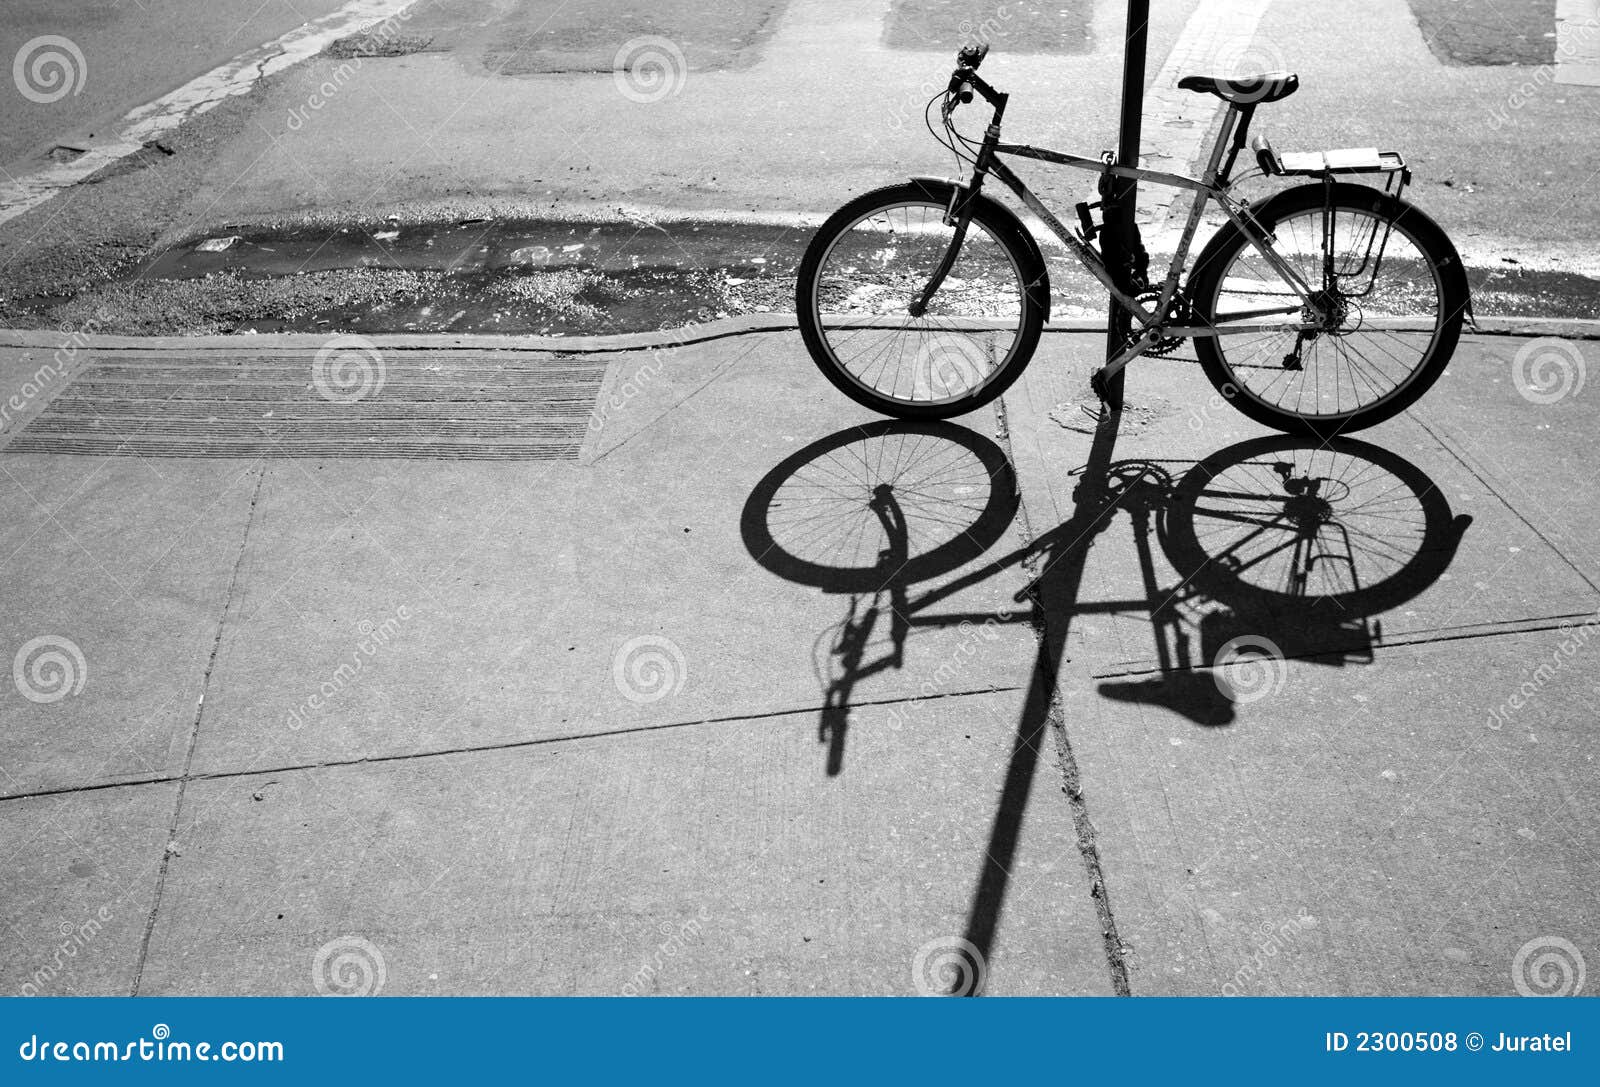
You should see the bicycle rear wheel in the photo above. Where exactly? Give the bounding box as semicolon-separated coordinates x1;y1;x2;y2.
796;181;1047;420
1188;183;1469;439
1160;435;1460;616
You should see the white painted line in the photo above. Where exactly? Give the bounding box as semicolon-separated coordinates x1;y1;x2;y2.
0;0;419;227
1136;0;1275;228
1555;0;1600;86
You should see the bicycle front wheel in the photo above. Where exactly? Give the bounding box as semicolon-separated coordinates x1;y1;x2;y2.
796;181;1047;420
1188;183;1469;439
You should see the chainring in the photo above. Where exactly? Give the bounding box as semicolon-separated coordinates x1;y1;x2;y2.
1134;290;1188;358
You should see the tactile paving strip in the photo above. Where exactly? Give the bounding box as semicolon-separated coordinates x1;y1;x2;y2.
5;349;606;460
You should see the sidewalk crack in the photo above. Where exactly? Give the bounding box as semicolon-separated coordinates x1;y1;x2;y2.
129;459;268;995
993;395;1132;996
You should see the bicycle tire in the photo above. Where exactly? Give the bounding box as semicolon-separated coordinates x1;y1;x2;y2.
1187;183;1470;439
795;180;1048;420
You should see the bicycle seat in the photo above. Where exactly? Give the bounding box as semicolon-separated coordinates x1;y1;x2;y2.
1177;72;1299;104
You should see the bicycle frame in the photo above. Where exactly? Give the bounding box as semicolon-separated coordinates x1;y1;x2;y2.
945;71;1323;383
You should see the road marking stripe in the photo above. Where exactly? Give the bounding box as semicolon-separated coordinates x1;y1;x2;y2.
1136;0;1275;229
0;0;419;227
1556;0;1600;86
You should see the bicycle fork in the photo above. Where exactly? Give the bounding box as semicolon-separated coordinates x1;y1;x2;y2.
909;191;973;318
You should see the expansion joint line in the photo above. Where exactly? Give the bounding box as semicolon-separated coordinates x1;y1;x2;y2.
993;397;1131;996
130;460;268;994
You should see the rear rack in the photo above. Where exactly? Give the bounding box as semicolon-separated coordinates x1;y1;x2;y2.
1252;135;1411;196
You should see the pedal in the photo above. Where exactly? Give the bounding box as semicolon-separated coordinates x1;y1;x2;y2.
1090;366;1125;412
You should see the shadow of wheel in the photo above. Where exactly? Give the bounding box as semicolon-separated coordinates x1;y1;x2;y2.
1160;434;1472;618
740;420;1019;594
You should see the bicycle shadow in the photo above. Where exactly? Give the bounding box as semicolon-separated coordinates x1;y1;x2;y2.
742;422;1471;747
739;415;1472;990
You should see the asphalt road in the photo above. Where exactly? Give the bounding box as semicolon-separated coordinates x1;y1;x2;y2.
1;0;352;167
2;0;1596;331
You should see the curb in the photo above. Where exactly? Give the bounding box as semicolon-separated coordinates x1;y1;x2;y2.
3;314;1599;355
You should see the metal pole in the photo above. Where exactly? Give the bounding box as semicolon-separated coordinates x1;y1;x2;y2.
1099;0;1152;411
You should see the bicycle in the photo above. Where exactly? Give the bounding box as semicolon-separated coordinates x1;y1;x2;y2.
795;44;1471;439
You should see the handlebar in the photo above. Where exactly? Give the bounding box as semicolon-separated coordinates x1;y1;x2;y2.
941;45;1006;123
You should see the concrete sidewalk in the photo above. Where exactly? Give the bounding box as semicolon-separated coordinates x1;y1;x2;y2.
0;321;1595;997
